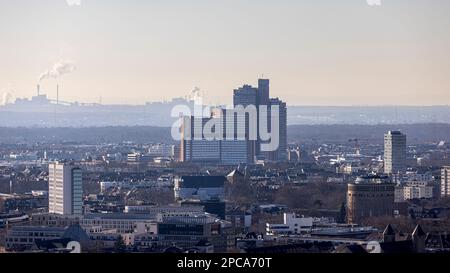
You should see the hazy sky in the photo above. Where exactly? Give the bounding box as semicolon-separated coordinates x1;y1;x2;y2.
0;0;449;106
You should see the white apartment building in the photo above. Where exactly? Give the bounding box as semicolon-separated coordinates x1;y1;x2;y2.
48;162;83;215
442;166;450;197
403;182;434;200
394;186;405;203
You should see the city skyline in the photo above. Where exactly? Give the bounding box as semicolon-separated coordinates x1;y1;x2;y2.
1;0;450;106
2;0;450;261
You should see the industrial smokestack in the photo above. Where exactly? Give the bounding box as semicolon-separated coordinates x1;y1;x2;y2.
37;84;40;96
57;84;59;105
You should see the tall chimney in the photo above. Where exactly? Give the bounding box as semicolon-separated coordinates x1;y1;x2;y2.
57;84;59;105
37;84;40;96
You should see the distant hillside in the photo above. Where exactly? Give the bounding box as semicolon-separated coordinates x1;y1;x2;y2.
288;124;450;144
0;124;448;145
0;126;173;144
0;105;449;127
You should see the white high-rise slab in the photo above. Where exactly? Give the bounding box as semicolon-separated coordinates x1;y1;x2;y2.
442;166;450;197
384;131;407;174
48;162;83;215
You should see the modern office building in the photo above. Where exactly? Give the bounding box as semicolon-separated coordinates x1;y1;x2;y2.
180;199;226;220
384;131;407;174
442;166;450;197
347;175;395;224
233;84;259;108
233;79;287;162
216;107;256;164
180;116;221;163
221;140;252;164
174;176;227;219
80;213;154;234
181;116;217;162
180;78;286;163
155;212;224;249
264;98;287;162
180;115;254;164
48;162;83;215
5;226;68;251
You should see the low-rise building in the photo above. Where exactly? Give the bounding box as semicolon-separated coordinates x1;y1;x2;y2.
30;213;81;227
5;225;89;251
154;212;229;252
403;181;434;200
80;213;153;234
266;213;314;235
124;204;204;215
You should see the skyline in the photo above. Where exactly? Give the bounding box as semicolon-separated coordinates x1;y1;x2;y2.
1;0;450;106
3;81;450;107
2;0;450;259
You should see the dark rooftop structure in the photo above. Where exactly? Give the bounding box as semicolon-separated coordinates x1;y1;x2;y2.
176;176;226;188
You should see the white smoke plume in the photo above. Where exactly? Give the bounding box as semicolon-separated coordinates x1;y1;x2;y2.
366;0;381;6
1;92;12;105
189;86;202;100
1;89;12;106
66;0;81;6
39;60;77;82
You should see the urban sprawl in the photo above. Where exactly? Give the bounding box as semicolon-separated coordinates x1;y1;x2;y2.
1;79;450;254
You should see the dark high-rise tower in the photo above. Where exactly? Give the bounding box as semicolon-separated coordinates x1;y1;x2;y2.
257;79;270;106
267;98;287;161
233;85;258;107
233;79;287;162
